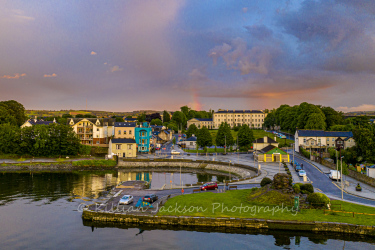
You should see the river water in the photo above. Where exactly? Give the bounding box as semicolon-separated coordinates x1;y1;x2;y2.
0;171;374;249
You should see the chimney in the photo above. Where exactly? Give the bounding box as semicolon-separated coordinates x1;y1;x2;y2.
264;136;267;143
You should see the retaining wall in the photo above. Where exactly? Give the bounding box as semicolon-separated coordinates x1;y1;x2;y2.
82;210;375;236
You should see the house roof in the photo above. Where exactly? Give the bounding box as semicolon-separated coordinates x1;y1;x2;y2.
28;120;55;126
259;145;287;154
69;118;115;126
186;136;197;141
124;118;137;121
111;138;136;144
115;122;136;127
297;130;353;138
252;137;278;144
195;118;213;122
215;110;263;114
344;137;353;141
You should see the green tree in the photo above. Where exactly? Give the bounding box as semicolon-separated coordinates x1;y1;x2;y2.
0;100;27;126
0;124;21;154
173;137;176;145
305;113;326;130
163;110;170;123
171;111;187;129
321;106;344;129
197;126;213;147
167;121;178;132
215;122;234;146
150;119;163;126
353;127;375;162
137;113;146;122
237;124;254;148
180;105;191;117
186;123;199;138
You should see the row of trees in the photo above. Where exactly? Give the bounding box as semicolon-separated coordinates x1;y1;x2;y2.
186;122;254;150
264;102;344;132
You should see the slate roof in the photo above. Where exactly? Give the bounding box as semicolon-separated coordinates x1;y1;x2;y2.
28;120;54;126
195;118;213;122
115;122;136;127
297;130;353;138
252;137;278;144
259;145;276;153
124;118;137;121
186;136;197;141
215;110;263;114
69;118;115;126
111;138;136;144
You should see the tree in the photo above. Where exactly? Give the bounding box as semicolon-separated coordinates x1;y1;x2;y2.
126;115;133;119
0;100;27;126
237;124;254;148
215;122;234;146
150;119;162;126
353;127;375;162
321;106;344;129
186;124;199;138
305;113;326;130
167;121;178;132
163;110;170;123
171;111;187;129
173;137;176;145
197;126;212;148
180;105;191;117
137;113;146;122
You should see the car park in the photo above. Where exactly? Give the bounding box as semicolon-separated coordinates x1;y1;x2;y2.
200;182;218;191
119;195;133;205
298;170;306;177
143;194;158;203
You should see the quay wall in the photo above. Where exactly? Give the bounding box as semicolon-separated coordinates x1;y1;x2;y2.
82;210;375;236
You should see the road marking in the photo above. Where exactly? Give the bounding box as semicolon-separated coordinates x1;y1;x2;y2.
331;182;375;202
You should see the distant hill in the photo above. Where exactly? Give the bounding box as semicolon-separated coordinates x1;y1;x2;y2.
344;111;375;117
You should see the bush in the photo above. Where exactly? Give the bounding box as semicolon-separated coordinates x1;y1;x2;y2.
260;177;272;187
300;183;314;194
79;145;92;155
307;193;330;208
293;184;301;194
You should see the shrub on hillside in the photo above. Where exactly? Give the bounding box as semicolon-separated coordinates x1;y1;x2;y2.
293;184;301;194
300;183;314;194
260;177;272;187
307;193;330;208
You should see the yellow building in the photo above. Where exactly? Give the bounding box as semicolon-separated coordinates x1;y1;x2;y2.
108;138;137;158
114;122;136;139
213;109;266;129
252;136;279;150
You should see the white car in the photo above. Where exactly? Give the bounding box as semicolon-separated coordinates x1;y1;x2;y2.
329;170;341;181
171;150;180;155
119;195;133;205
298;170;306;177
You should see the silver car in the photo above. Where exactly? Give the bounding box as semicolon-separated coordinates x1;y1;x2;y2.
119;195;133;205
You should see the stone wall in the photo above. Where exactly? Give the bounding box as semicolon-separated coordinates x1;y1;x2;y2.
82;210;375;236
117;160;256;178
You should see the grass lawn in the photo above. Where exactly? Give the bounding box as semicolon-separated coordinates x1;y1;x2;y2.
207;129;294;146
158;189;375;226
72;159;117;167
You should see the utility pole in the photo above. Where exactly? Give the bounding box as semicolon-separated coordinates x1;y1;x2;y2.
341;155;344;200
225;135;227;154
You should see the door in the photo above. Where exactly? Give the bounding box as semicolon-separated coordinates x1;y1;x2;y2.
123;152;125;158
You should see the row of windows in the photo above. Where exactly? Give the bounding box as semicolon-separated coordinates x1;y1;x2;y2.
214;114;264;117
118;130;132;135
217;119;263;122
115;144;133;150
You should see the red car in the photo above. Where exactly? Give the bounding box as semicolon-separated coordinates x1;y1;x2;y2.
200;182;218;191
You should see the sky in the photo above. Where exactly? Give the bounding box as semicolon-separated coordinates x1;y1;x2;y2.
1;0;375;112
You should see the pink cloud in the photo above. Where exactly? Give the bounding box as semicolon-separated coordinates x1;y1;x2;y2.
1;73;26;79
43;73;57;78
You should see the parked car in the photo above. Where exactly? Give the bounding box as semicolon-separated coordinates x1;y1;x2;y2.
298;170;306;177
329;170;341;181
155;147;160;150
295;165;302;172
171;150;180;155
200;182;218;191
143;194;158;203
119;195;133;205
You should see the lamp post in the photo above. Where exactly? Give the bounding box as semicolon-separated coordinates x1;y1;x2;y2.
341;156;344;200
225;135;227;154
229;160;231;181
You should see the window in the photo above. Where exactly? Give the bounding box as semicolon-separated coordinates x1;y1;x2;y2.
96;141;99;144
97;128;99;131
303;139;306;143
139;139;141;144
97;135;99;138
116;144;121;149
142;139;145;144
129;130;132;135
124;130;126;134
128;144;132;149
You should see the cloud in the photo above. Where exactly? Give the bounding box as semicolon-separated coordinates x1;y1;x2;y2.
43;73;57;78
90;51;97;55
110;66;123;73
0;9;35;23
1;73;26;79
336;104;375;112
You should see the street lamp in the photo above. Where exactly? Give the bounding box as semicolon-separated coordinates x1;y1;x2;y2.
341;156;344;200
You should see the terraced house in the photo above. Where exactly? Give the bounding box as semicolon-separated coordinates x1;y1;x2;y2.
68;118;115;146
135;122;152;153
212;109;266;129
186;118;213;129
